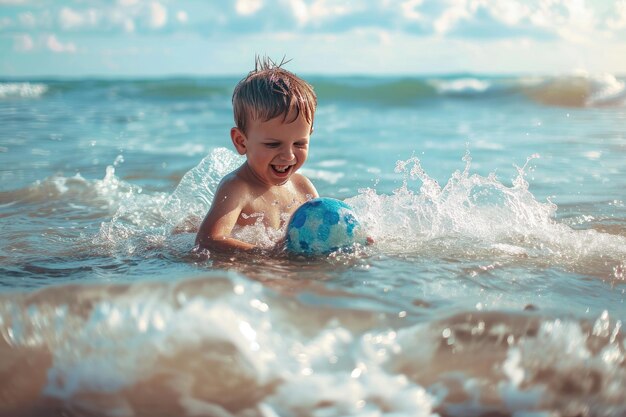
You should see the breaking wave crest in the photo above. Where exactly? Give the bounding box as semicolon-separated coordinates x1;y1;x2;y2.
314;72;626;108
0;274;624;416
0;82;48;99
3;74;623;107
521;72;626;108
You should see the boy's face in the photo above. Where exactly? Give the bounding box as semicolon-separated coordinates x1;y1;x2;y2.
231;111;312;187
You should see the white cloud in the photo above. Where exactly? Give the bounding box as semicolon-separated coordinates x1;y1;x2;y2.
394;0;600;42
176;10;188;23
149;2;167;28
282;0;355;26
108;1;169;30
527;0;596;43
46;34;76;53
607;0;626;30
433;1;474;35
19;12;36;27
530;0;594;29
309;0;354;20
401;0;425;21
428;0;531;35
2;0;622;45
59;7;100;30
485;0;531;26
59;7;84;29
14;34;34;52
287;0;309;26
236;0;263;16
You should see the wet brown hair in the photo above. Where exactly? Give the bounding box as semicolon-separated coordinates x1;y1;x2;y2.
232;56;317;134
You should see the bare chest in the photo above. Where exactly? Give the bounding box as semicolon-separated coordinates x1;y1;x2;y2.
238;189;306;229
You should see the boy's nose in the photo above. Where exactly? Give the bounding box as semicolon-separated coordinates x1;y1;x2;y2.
280;146;295;160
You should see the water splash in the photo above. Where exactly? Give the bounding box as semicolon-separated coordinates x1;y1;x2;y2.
350;152;553;246
95;147;243;253
348;152;626;274
0;275;623;416
7;148;623;273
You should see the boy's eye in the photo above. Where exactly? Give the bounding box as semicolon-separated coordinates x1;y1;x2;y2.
296;142;308;148
264;143;280;148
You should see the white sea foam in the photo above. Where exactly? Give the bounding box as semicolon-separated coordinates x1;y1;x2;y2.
430;78;491;94
9;147;623;280
0;82;48;98
95;147;242;252
0;274;624;416
586;73;626;107
34;147;619;277
0;275;437;416
346;152;626;272
501;314;626;415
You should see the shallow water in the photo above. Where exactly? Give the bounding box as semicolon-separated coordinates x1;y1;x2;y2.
0;74;625;416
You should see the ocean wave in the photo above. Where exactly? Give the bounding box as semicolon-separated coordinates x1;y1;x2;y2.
2;148;624;282
314;73;626;108
10;148;621;278
0;274;623;416
521;72;626;108
312;76;511;103
428;77;491;95
0;82;48;98
3;74;622;108
93;148;625;287
0;79;233;101
0;149;242;276
312;78;438;104
0;167;146;212
126;79;234;99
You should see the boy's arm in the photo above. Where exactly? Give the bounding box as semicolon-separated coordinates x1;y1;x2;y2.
195;179;256;252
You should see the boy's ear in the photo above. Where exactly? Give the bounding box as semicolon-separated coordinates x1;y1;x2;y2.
230;127;247;155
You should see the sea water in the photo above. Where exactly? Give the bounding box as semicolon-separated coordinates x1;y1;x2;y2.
0;74;624;416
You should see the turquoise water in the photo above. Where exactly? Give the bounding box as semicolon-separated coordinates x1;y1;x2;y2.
0;74;625;416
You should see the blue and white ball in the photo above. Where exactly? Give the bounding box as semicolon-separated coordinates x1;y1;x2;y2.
286;197;366;256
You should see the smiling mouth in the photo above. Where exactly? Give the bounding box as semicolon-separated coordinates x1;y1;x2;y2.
271;164;293;175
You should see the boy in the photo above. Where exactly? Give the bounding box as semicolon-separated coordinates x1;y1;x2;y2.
195;58;319;252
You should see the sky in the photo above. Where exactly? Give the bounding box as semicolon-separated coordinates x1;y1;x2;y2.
1;0;625;77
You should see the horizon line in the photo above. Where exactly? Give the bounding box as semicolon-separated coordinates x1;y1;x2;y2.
2;70;625;81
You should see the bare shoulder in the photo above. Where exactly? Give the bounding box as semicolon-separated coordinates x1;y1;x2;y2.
206;171;258;223
291;173;319;198
214;170;251;202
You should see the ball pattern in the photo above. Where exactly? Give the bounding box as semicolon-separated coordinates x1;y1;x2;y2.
286;197;365;256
